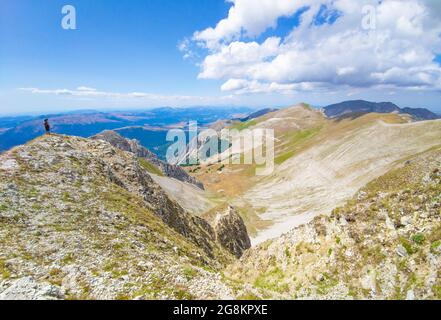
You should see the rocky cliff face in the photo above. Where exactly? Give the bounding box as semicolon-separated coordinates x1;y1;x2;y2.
214;207;251;258
91;131;250;257
92;130;204;189
0;134;234;299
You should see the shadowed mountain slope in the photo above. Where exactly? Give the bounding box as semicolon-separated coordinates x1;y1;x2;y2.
226;147;441;299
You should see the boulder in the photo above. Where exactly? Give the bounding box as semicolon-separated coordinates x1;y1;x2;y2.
0;277;64;300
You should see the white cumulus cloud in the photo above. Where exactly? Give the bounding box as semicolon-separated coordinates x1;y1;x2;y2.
187;0;441;95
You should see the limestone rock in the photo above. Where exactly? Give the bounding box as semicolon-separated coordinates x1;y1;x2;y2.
214;206;251;258
0;134;235;300
396;245;408;257
0;277;64;300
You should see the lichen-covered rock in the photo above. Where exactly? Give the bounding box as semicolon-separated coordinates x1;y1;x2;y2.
214;206;251;258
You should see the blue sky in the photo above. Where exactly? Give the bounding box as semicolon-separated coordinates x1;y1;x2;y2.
0;0;232;114
0;0;440;115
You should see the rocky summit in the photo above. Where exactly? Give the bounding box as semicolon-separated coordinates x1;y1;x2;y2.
0;134;252;300
213;206;252;259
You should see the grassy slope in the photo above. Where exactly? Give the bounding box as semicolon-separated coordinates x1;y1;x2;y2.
186;105;326;197
187;108;406;198
138;158;164;176
185;105;431;240
225;147;441;299
239;113;441;243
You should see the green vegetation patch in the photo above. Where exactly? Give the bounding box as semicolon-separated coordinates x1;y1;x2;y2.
182;265;198;280
138;158;164;176
431;240;441;253
237;292;261;300
316;273;339;295
301;103;313;110
284;247;291;259
131;274;194;300
61;252;75;265
275;128;321;165
253;267;289;293
433;284;441;299
411;233;425;245
399;237;416;255
230;120;257;131
0;259;11;279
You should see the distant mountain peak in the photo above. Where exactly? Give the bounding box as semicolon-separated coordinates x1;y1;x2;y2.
240;108;279;122
324;100;439;121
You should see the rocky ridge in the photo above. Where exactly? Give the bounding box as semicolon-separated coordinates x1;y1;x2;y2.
0;134;251;299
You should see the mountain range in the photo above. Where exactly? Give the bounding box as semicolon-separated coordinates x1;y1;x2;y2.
324;100;440;120
1;101;439;160
0;107;252;157
0;101;440;299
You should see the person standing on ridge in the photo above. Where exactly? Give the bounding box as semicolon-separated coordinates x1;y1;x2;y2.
44;119;51;134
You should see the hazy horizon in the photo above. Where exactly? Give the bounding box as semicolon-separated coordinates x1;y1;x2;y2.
1;0;441;114
1;99;440;118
